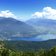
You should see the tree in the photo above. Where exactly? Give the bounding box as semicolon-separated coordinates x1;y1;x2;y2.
1;48;9;56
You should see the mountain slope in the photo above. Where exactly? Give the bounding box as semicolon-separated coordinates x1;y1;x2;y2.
3;39;56;51
26;18;56;26
0;17;37;40
26;18;56;40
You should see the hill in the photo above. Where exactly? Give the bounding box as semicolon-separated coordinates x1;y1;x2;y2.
26;18;56;40
0;17;37;40
2;39;56;51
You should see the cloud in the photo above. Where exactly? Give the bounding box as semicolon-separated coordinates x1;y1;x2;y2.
0;10;17;19
32;7;56;20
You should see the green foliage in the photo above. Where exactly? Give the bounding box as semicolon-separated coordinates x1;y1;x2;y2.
0;42;56;56
2;40;56;51
0;47;56;56
1;49;9;56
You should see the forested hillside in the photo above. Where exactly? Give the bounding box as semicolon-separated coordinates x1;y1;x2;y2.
0;43;56;56
3;39;56;51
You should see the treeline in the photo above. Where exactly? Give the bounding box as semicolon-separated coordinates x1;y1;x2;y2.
0;46;56;56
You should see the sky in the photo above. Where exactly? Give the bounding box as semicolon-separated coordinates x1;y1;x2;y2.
0;0;56;21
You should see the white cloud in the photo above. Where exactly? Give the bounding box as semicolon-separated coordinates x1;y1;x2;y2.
0;10;17;19
32;7;56;20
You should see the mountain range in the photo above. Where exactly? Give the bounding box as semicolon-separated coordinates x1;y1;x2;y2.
0;17;56;51
0;17;56;41
26;18;56;41
0;17;37;40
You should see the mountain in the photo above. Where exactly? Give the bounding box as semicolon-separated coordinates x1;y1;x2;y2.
26;18;56;26
3;39;56;51
26;18;56;40
0;17;56;41
0;17;37;40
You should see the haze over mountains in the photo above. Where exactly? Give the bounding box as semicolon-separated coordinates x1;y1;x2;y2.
26;18;56;41
0;17;56;41
0;17;37;40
